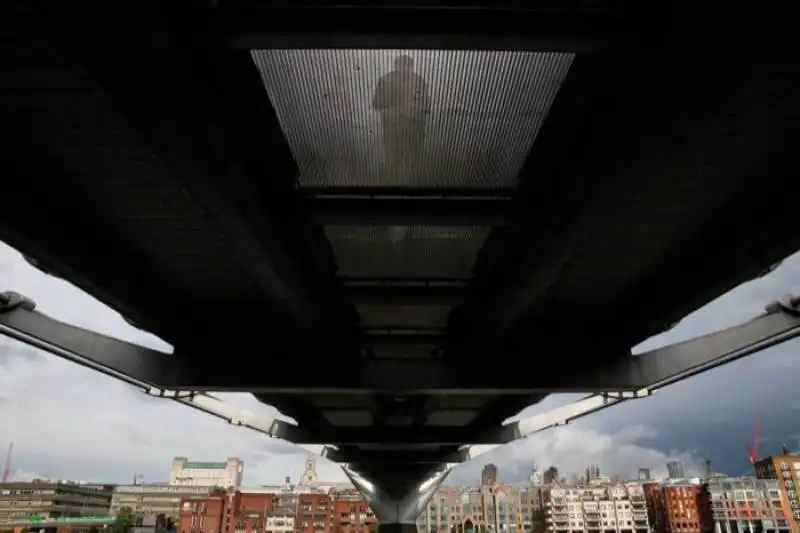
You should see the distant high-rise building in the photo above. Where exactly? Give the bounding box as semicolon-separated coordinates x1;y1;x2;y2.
639;468;652;481
666;461;685;479
543;467;559;485
481;464;499;486
585;465;601;483
530;464;541;486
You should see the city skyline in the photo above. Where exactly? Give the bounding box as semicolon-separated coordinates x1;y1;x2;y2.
1;241;800;485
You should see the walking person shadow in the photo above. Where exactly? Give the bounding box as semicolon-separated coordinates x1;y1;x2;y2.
372;55;432;244
372;54;431;186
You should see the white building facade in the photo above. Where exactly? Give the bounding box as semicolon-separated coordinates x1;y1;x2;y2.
111;483;213;518
547;484;651;533
169;457;244;489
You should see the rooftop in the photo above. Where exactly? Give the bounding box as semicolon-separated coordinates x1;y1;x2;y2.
182;462;229;470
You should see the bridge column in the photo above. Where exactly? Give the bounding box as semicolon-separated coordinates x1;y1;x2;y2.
342;464;451;533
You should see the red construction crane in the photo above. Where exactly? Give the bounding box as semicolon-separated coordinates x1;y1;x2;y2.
2;442;13;483
746;416;762;465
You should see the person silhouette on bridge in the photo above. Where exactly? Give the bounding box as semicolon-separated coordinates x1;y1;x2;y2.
372;54;431;183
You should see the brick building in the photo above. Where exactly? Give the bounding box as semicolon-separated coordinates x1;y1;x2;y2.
643;480;712;533
642;482;661;531
265;507;295;533
295;493;332;533
331;489;377;533
177;490;277;533
707;477;794;533
177;488;381;533
756;454;800;530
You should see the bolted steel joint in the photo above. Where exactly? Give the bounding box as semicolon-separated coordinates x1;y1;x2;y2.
780;294;800;315
767;293;800;316
0;291;37;312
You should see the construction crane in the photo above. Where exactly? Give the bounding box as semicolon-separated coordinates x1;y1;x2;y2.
746;417;762;466
2;442;13;483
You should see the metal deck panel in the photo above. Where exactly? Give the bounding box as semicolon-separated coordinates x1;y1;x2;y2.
252;49;573;188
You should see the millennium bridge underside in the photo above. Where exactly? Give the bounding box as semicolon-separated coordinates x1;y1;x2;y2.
1;1;799;530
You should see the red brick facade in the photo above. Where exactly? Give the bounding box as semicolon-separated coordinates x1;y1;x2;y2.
178;490;277;533
643;483;712;533
331;493;378;533
178;491;375;533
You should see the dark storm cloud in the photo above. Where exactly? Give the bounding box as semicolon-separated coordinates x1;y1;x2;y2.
568;250;800;477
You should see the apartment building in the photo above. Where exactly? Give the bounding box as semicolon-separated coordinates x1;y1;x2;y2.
707;477;795;533
111;484;217;519
178;491;226;533
547;484;650;533
643;480;712;533
170;458;244;490
756;454;800;529
265;507;295;533
0;481;113;522
417;484;544;532
295;493;333;533
331;488;376;533
177;490;277;533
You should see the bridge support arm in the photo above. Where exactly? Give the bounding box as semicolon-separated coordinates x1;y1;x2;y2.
459;293;800;463
142;387;303;442
1;290;799;392
342;465;450;532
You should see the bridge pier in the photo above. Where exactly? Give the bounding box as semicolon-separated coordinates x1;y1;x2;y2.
342;464;451;532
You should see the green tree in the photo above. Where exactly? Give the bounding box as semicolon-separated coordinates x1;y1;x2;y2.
367;523;379;533
112;506;135;533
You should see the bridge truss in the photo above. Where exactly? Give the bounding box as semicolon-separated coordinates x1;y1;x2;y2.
1;289;799;528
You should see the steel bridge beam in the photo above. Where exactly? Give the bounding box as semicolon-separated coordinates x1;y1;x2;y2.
2;288;799;523
1;290;798;393
223;3;615;54
309;194;512;227
342;279;466;307
1;289;799;449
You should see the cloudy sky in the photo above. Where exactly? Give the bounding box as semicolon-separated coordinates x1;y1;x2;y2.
1;240;799;487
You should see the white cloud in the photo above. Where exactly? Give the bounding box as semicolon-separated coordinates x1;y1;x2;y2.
10;470;49;483
1;241;799;488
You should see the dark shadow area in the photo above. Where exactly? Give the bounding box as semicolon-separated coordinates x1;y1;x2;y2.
372;55;432;243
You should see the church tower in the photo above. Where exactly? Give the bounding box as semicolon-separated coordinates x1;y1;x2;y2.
300;454;318;485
